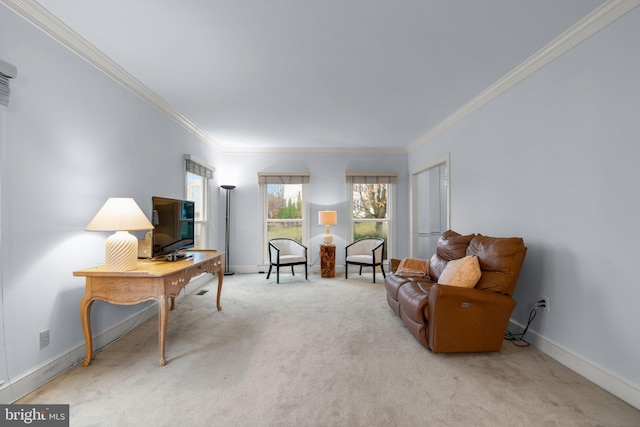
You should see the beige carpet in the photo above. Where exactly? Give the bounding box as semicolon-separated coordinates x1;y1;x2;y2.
17;272;640;426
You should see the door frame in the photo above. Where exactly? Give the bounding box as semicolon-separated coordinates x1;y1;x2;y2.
410;154;450;258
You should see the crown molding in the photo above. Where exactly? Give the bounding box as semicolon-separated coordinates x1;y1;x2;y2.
222;144;407;155
5;0;638;155
407;0;640;154
1;0;225;151
2;0;403;155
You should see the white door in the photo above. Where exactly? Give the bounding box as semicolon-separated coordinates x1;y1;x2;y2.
412;160;449;259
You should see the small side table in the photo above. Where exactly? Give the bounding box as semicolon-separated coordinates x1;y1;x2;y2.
320;244;336;278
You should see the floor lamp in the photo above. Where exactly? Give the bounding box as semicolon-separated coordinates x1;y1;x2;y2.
221;185;236;275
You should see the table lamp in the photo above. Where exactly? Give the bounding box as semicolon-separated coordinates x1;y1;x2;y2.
86;198;154;271
318;210;338;245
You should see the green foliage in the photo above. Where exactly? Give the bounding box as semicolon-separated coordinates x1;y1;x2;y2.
267;184;302;219
353;222;387;259
267;224;302;242
277;192;302;219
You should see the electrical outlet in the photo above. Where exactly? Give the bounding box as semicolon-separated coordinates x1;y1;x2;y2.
39;329;50;349
540;296;550;312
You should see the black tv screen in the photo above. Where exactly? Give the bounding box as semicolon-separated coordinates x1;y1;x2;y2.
152;196;195;257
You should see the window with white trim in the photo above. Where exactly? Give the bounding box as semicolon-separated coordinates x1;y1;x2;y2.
346;172;397;261
258;172;310;264
185;155;214;249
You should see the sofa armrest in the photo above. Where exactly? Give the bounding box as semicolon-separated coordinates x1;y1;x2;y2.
389;258;401;273
427;284;516;353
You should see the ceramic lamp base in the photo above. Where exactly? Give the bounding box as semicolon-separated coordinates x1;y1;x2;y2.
105;231;139;271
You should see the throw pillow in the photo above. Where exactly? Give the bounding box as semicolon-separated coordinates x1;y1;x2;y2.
396;258;429;278
437;255;481;288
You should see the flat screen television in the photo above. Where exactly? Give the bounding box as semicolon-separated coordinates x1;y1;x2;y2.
151;196;195;257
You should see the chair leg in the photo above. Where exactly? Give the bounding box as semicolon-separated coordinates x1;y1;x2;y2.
304;263;308;280
291;265;295;276
345;264;348;279
266;265;272;279
359;266;363;276
276;266;280;284
381;265;386;278
373;266;376;283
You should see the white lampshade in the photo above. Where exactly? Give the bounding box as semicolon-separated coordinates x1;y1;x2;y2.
318;211;337;226
318;211;337;245
86;198;154;271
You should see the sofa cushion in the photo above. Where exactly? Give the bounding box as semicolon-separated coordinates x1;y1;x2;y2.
436;231;475;261
396;258;430;278
437;255;481;288
429;231;475;280
278;255;306;265
384;274;412;302
467;235;526;296
345;254;374;264
397;280;434;324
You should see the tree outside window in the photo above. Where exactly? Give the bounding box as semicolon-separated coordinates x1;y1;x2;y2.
266;183;303;242
259;172;310;265
352;183;389;258
346;172;397;261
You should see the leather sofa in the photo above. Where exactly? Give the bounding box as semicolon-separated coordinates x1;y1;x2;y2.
385;230;526;353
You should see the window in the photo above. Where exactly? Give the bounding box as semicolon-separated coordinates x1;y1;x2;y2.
346;172;397;262
258;172;310;264
185;155;214;249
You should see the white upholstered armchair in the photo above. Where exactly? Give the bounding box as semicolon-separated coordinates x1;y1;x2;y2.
345;238;386;283
267;238;308;283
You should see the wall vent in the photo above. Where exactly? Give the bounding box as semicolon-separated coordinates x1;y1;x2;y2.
0;59;17;107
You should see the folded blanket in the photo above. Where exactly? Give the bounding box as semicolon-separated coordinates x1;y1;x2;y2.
396;257;429;278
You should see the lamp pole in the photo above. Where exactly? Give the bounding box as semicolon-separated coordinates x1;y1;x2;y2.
221;185;236;275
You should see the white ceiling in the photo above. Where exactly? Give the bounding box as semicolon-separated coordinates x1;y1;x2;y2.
21;0;607;152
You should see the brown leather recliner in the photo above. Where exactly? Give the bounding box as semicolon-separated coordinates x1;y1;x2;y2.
385;230;526;353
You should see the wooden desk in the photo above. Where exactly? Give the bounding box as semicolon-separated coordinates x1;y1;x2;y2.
74;250;224;367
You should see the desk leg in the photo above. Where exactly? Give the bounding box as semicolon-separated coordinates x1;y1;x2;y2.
80;295;94;367
158;295;169;366
216;272;223;311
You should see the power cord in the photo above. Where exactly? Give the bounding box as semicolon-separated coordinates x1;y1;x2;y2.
505;299;546;347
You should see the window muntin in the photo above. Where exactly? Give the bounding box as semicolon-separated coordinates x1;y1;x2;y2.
258;172;310;265
346;172;397;262
351;183;389;259
266;183;303;242
184;155;214;249
186;171;206;248
187;172;205;221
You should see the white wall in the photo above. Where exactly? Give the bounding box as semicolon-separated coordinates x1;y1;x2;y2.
5;0;637;409
0;5;409;402
409;6;640;399
211;152;409;272
0;5;219;401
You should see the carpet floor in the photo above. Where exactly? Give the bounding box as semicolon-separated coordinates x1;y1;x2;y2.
17;272;640;426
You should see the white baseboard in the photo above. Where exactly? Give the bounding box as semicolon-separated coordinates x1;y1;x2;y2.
248;265;369;275
0;274;213;404
509;320;640;410
236;265;347;275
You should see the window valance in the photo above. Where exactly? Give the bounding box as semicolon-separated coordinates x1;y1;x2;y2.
345;172;398;184
258;172;311;185
185;154;214;179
